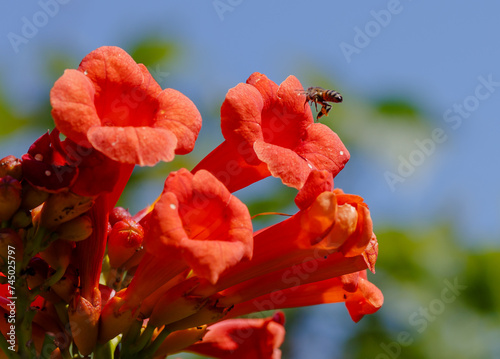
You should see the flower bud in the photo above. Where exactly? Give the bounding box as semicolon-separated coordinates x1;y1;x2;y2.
109;207;132;226
68;288;101;356
107;219;144;268
98;293;136;344
11;209;31;229
38;239;74;271
38;192;94;229
51;265;79;302
0;228;23;267
56;215;93;242
26;257;49;289
154;325;208;357
0;176;22;222
21;182;49;210
164;298;228;332
0;155;22;180
149;278;205;328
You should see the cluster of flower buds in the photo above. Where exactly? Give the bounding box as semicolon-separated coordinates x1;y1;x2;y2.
0;46;383;358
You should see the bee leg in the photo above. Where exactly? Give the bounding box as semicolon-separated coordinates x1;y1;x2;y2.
323;104;332;116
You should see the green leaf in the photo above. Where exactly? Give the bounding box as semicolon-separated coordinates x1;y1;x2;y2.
0;85;28;136
129;38;177;68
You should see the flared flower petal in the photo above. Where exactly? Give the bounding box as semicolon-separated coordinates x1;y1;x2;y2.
87;125;178;165
294;170;334;210
193;73;349;192
50;46;201;166
345;271;384;322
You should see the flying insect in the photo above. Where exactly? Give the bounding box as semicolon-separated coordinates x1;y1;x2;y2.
301;87;343;121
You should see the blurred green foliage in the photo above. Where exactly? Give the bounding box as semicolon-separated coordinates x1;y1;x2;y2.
462;251;500;315
345;224;500;359
129;37;177;68
0;84;29;135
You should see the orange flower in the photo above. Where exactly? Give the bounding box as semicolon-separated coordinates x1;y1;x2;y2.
193;73;349;192
50;46;201;166
147;174;379;333
116;168;253;310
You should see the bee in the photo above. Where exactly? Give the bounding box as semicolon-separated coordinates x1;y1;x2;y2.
300;87;343;121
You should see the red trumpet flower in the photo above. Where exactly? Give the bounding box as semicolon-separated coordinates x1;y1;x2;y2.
194;73;349;192
50;46;201;166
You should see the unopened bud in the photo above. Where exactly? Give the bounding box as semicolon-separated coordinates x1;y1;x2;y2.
154;325;208;357
51;265;79;302
21;182;49;210
98;294;136;343
68;288;101;356
0;156;22;180
39;192;94;229
109;207;132;226
0;176;22;221
107;219;144;268
26;257;49;289
39;239;74;271
0;228;23;266
56;215;93;242
11;209;31;229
